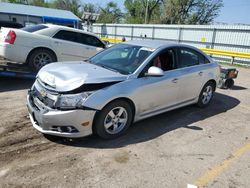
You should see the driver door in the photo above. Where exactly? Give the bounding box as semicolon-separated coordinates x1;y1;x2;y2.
132;48;181;118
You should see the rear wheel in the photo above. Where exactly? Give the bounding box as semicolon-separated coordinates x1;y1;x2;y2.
197;82;215;108
28;48;56;72
225;79;234;89
94;100;133;139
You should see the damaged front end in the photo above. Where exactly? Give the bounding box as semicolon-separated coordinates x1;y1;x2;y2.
30;78;121;111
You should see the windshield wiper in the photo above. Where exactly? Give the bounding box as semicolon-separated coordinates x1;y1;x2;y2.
83;59;93;63
97;64;121;73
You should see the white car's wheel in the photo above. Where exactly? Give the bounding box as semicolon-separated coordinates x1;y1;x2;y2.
94;100;133;139
28;49;57;71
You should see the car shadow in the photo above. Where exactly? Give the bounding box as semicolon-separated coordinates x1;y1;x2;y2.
230;85;248;90
0;77;34;92
46;92;240;148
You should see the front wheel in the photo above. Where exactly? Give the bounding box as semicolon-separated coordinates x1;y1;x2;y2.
94;100;133;139
197;82;215;108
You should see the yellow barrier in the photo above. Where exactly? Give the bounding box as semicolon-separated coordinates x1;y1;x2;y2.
100;37;250;62
200;48;250;59
101;37;123;43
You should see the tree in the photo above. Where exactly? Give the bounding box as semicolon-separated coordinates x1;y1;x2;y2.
82;3;99;13
124;0;163;24
29;0;49;7
97;2;123;23
51;0;82;18
2;0;29;4
162;0;223;24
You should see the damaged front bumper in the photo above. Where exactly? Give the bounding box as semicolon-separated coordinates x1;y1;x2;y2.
27;92;96;138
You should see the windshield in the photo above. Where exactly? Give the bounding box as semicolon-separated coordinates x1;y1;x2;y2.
21;25;48;33
89;43;154;75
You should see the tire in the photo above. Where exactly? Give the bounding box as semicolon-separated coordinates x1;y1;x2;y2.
224;79;234;89
28;48;57;72
197;82;215;108
94;100;133;139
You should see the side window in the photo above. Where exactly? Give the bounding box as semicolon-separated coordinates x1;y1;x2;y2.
139;48;176;77
204;56;211;64
53;30;79;43
198;54;210;64
178;48;201;68
150;49;176;72
78;33;104;48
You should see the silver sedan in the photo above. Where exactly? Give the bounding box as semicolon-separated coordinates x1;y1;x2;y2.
27;40;220;139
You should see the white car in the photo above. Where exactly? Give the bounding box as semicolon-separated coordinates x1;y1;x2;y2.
0;24;105;71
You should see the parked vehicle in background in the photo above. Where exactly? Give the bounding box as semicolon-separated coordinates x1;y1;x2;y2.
27;40;220;139
0;20;23;29
0;24;105;71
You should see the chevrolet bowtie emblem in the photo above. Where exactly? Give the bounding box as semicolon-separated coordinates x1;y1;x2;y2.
40;89;47;97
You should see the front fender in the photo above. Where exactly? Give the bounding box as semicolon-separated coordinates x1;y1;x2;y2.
83;80;135;111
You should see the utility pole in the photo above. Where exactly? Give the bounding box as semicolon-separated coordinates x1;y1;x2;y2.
144;0;149;24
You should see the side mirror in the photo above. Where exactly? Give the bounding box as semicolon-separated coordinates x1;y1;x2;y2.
145;66;164;77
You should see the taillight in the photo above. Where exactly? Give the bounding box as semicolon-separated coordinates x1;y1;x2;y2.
5;30;16;44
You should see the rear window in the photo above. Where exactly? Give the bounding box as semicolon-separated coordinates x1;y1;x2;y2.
21;25;48;33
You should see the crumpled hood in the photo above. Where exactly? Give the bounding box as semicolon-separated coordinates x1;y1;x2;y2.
38;61;127;92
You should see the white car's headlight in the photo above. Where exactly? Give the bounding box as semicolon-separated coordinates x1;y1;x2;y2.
55;92;93;110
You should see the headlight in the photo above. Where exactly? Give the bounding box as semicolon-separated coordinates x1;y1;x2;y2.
55;92;93;110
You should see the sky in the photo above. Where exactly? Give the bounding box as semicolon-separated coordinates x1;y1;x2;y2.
82;0;250;25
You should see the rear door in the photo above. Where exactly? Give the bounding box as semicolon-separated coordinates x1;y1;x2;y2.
78;33;105;57
176;47;206;102
52;30;90;61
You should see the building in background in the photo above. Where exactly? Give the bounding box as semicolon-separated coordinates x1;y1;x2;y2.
0;2;81;28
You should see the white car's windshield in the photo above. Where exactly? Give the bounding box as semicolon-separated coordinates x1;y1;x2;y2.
89;43;154;75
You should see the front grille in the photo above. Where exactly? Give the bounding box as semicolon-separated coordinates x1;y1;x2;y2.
30;80;59;109
33;87;55;108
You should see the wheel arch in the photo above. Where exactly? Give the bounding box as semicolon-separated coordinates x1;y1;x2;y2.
206;79;217;91
92;97;136;133
26;47;57;63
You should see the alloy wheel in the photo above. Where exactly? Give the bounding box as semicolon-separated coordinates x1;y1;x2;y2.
104;107;128;134
202;85;213;104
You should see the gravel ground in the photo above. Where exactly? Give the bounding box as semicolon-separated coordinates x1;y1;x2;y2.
0;67;249;188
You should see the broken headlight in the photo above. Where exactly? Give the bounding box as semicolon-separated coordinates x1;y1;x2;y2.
55;92;93;110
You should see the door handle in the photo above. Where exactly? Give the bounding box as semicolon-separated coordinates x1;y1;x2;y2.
54;41;60;44
172;78;178;83
199;71;203;76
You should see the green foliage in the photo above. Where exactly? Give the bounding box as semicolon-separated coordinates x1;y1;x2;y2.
97;2;123;23
82;3;99;13
2;0;223;25
124;0;163;24
162;0;224;24
29;0;49;7
51;0;82;18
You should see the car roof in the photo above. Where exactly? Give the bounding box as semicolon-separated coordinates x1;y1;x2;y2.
124;39;207;53
123;40;177;49
42;24;98;38
123;39;210;59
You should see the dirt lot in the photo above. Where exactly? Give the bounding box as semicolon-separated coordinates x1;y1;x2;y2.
0;66;250;188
